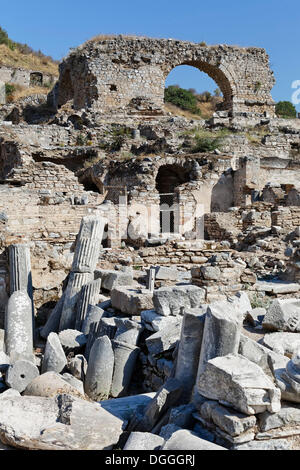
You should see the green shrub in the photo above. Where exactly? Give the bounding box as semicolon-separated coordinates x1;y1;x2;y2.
275;101;297;119
164;85;201;116
191;136;222;153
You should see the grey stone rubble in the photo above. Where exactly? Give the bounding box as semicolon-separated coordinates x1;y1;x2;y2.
3;216;300;451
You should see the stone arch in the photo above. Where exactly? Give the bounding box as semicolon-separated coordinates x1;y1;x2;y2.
30;72;43;87
164;60;236;112
57;68;74;108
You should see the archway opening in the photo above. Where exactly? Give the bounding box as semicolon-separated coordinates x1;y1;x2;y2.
164;64;232;119
156;164;190;234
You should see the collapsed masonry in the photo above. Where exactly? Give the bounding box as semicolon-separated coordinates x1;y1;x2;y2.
0;215;300;450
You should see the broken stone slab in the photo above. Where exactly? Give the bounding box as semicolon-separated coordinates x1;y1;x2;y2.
5;291;34;363
111;286;154;315
75;279;101;331
197;354;281;416
114;318;143;345
59;272;93;332
258;402;300;432
239;333;289;379
61;373;84;395
23;371;84;398
129;378;183;432
168;403;196;429
40;293;66;339
84;336;114;401
68;355;87;381
153;285;206;316
174;306;207;403
95;269;133;291
255;280;300;295
262;332;300;357
196;298;243;378
145;318;182;356
123;432;164;450
141;309;181;332
41;332;67;374
162;429;226;450
263;298;300;332
199;400;256;437
98;316;117;338
0;389;20;400
0;393;125;450
99;392;156;422
110;340;140;398
71;215;105;273
81;305;105;335
58;329;87;355
5;360;39;393
155;266;178;281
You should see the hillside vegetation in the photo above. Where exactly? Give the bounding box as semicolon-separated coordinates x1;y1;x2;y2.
164;85;222;119
0;27;58;75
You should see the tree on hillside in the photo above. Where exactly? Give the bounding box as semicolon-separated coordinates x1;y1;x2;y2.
164;85;201;115
275;101;297;119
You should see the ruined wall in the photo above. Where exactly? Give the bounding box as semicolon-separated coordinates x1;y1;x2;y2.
55;36;276;117
0;65;56;88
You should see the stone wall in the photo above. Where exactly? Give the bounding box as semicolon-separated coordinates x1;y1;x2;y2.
55;36;276;117
0;65;56;88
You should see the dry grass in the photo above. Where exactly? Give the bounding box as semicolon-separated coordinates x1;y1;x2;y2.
0;44;58;75
6;84;51;103
165;101;217;120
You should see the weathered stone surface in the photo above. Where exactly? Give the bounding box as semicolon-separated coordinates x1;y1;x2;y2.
155;266;178;281
153;285;205;316
141;309;181;332
59;272;92;332
68;355;87;381
5;291;34;363
85;336;114;400
259;403;300;431
263;299;300;332
0;352;10;372
130;378;183;432
0;389;20;400
111;340;140;398
196;298;243;377
168;403;196;429
75;279;101;331
175;306;207;403
61;373;84;395
5;360;39;393
146;267;156;292
262;332;300;357
197;354;281;415
274;351;300;403
0;81;5;105
96;269;133;291
58;329;87;355
99;392;155;421
8;244;33;303
233;439;292;450
199;400;256;437
0;394;125;450
41;332;67;374
81;305;104;335
239;333;289;378
23;371;83;398
111;286;154;315
71;215;105;273
123;432;164;450
162;429;226;450
245;307;266;326
114;317;143;345
145;318;182;356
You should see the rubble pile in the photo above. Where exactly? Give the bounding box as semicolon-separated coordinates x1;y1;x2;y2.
0;215;299;450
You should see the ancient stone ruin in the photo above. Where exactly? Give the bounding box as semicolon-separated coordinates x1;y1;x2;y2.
0;34;300;451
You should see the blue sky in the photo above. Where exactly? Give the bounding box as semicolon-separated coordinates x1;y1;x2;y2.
1;0;299;110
